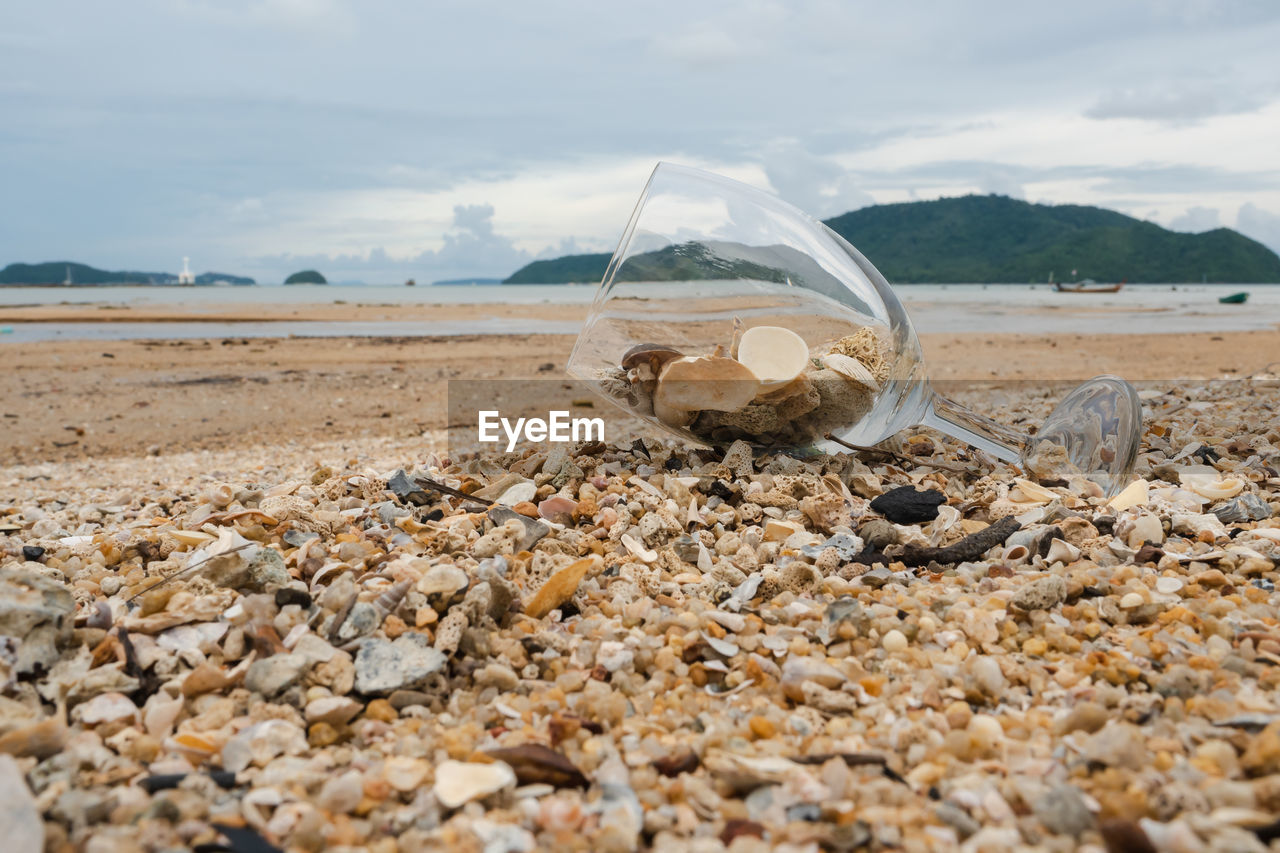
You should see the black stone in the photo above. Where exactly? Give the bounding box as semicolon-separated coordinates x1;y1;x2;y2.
1193;445;1221;463
21;545;45;561
630;438;650;459
274;588;312;610
1093;515;1117;535
140;770;237;794
869;486;947;524
663;455;682;471
1035;527;1065;558
709;479;736;501
205;824;284;853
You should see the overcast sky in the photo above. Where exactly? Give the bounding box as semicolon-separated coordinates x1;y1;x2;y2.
3;0;1279;283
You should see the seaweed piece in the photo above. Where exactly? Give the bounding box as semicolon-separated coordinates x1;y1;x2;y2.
869;486;948;524
894;516;1021;567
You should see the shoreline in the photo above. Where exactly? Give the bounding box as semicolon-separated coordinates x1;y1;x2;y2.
3;328;1278;465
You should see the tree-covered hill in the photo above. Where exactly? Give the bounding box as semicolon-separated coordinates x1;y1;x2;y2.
284;269;327;284
823;195;1280;283
504;253;613;284
0;261;255;285
504;195;1280;284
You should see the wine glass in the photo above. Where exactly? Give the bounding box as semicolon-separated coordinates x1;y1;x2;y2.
566;162;1141;497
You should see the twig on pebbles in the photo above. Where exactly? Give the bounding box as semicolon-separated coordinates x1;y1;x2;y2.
894;516;1022;567
823;433;969;473
791;752;908;785
123;541;257;605
414;476;493;506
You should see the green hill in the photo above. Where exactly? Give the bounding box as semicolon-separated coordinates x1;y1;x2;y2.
504;254;612;284
195;272;255;285
1;261;168;285
504;195;1280;284
284;269;327;285
0;261;255;285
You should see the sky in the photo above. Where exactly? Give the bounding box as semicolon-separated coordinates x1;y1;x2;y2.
3;0;1279;284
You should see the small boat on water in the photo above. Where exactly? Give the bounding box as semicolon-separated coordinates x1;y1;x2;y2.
1053;278;1126;293
1219;291;1249;304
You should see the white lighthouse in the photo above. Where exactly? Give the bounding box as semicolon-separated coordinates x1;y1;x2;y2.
178;257;195;285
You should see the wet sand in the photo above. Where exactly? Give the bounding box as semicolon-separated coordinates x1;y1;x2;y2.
3;322;1277;464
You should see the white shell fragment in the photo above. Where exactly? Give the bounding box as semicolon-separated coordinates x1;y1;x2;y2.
1186;476;1246;500
1012;478;1058;505
433;760;516;809
819;352;880;392
735;326;810;390
1044;538;1081;565
1107;478;1150;511
621;534;658;563
655;356;760;414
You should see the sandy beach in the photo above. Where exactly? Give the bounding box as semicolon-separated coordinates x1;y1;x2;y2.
2;299;1280;852
1;298;1276;463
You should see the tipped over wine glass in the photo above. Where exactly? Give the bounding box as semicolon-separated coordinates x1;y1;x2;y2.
567;163;1142;496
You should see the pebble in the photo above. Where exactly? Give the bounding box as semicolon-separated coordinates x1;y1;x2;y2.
1119;592;1146;609
0;755;43;853
244;653;310;697
1011;574;1067;611
3;379;1278;851
434;760;517;808
383;756;430;792
353;633;447;694
305;696;362;726
1127;514;1165;548
1033;784;1094;837
0;567;75;673
882;629;908;653
317;769;364;813
74;692;138;725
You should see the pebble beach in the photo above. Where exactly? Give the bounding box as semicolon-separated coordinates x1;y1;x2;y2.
3;302;1280;852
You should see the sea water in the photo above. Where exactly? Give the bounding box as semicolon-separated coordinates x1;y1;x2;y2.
1;283;1277;342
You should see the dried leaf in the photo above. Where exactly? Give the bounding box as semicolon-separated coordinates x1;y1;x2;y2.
482;743;588;789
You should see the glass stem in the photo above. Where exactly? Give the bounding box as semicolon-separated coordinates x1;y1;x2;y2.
922;393;1028;464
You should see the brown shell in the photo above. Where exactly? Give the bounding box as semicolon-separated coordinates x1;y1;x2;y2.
620;343;684;371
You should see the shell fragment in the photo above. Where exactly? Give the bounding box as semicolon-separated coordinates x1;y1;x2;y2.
819;352;879;393
655;356;760;414
736;326;810;390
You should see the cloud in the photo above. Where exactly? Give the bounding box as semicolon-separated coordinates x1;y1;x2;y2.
5;2;1280;279
1167;205;1220;232
762;144;875;218
975;165;1026;200
1085;85;1276;123
169;0;354;34
1236;203;1280;255
651;27;750;69
247;203;540;284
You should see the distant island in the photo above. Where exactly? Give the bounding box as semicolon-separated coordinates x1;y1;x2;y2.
284;269;327;285
0;261;255;286
504;195;1280;284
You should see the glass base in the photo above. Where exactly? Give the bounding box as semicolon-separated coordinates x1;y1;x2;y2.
1022;375;1142;498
